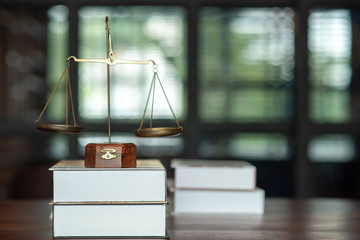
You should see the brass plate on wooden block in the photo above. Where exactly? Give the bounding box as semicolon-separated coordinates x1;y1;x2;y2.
85;143;137;168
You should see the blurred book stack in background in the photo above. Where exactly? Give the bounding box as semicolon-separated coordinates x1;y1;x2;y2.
170;159;265;214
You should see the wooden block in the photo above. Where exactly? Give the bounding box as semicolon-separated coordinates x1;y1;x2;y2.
85;143;137;168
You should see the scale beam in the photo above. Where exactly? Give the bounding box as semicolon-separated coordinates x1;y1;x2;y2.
67;56;156;66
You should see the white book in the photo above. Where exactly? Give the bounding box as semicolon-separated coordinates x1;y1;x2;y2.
52;203;167;238
50;160;166;202
172;188;265;214
171;159;256;190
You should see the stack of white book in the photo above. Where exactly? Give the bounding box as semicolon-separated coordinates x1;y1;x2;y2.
170;159;265;214
50;159;168;238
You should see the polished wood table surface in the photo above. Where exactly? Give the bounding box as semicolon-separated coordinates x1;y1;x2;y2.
0;198;359;240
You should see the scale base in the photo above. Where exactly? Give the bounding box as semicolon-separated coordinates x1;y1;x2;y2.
85;143;137;168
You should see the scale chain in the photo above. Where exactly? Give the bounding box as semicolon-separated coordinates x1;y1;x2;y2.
138;65;181;131
139;72;156;131
36;61;69;123
155;73;181;129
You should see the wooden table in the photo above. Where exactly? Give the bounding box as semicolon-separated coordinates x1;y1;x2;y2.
0;198;359;240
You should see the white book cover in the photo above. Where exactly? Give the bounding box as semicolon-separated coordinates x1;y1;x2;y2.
172;187;265;214
50;159;166;202
171;159;256;190
52;203;167;237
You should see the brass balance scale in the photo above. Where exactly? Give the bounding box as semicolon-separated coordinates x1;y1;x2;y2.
35;17;183;168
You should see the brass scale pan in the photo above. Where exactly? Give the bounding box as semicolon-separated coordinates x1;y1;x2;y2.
134;127;183;137
35;122;83;134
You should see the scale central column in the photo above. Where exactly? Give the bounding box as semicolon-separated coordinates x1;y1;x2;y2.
106;17;112;144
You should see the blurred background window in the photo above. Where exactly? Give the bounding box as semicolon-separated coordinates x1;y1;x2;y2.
199;7;294;123
309;9;353;123
78;133;184;158
47;5;69;122
1;2;360;199
308;134;355;162
78;6;186;122
199;133;289;161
